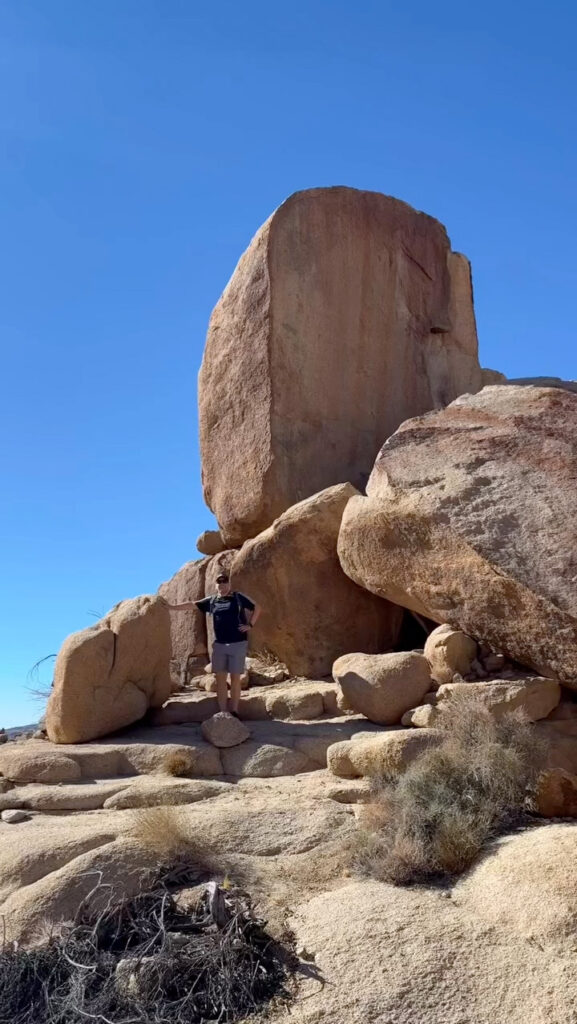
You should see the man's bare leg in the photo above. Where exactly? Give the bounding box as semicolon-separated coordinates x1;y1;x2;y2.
215;672;229;713
229;673;243;714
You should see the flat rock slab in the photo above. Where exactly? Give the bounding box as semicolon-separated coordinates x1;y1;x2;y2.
151;680;341;726
0;718;387;785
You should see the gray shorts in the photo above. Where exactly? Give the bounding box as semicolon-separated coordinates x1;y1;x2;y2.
211;641;248;675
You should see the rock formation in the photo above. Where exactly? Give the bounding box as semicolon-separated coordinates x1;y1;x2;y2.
199;186;483;546
338;385;577;686
228;483;403;677
158;558;210;682
45;596;172;743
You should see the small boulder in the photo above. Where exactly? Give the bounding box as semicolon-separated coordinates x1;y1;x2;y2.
333;651;431;724
401;703;440;728
201;713;250;748
424;624;477;685
196;530;226;556
1;809;30;824
327;729;441;778
535;769;577;817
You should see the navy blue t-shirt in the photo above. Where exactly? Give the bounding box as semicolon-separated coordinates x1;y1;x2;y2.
196;591;255;644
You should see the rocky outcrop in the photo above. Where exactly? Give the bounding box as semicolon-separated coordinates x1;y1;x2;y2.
45;596;172;744
332;651;431;724
158;559;210;682
229;483;403;677
199;187;483;546
339;386;577;686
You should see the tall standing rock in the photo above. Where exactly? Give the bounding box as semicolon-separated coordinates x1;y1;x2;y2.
338;386;577;687
227;483;403;678
46;596;172;743
199;187;483;546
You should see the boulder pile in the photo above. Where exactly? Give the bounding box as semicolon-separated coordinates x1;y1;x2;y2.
40;184;577;819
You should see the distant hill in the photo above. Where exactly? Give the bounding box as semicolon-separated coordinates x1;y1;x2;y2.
5;723;37;738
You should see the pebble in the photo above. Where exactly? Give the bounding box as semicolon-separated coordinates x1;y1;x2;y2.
1;809;30;824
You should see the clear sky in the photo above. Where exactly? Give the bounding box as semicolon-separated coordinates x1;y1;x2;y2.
1;0;575;727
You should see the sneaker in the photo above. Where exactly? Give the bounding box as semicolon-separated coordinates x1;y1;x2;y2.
229;710;241;719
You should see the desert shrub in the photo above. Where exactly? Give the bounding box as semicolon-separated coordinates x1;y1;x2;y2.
0;862;293;1024
163;748;196;777
251;646;284;668
354;694;544;884
128;805;196;859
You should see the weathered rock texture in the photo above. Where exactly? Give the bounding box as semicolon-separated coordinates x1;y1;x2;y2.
339;386;577;686
199;187;483;546
229;483;403;677
45;596;172;744
333;651;431;724
158;559;209;680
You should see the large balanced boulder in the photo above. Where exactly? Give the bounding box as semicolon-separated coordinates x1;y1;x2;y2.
333;651;431;724
229;483;403;678
199;187;483;546
46;596;172;744
158;558;210;682
339;386;577;687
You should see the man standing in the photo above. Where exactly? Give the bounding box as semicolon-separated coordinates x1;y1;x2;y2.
166;572;260;716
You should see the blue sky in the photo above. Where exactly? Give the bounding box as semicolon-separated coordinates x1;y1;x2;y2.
1;0;575;726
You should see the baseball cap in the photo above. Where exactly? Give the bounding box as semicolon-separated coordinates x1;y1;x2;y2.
216;573;230;583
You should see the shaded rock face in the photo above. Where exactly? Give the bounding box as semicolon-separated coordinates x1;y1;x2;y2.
158;559;210;681
199;187;483;546
229;483;403;678
45;596;172;744
339;386;577;686
536;769;577;817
